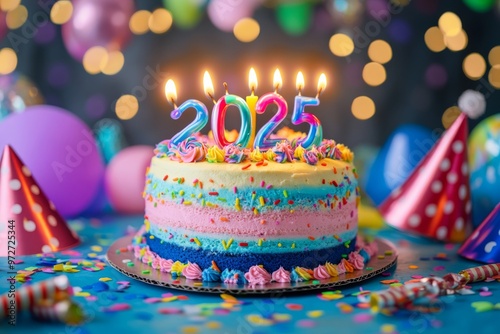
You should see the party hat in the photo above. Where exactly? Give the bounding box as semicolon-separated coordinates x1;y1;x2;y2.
0;145;80;256
379;90;486;243
458;203;500;263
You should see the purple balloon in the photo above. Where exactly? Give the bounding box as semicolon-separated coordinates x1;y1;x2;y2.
0;106;105;217
62;0;134;61
0;10;7;40
208;0;260;32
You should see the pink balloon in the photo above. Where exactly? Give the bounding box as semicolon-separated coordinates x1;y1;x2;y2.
0;10;7;40
0;105;105;217
105;145;153;215
207;0;260;32
62;0;134;61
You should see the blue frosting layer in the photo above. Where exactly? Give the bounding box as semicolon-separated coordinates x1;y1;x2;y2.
145;232;356;272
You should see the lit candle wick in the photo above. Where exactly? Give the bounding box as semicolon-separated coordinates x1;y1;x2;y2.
316;73;327;99
223;82;229;95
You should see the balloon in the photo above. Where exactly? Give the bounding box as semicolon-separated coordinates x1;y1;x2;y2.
0;10;6;40
0;72;44;120
62;0;134;61
93;118;127;164
163;0;204;30
105;145;153;215
471;154;500;227
365;124;436;206
207;0;259;32
276;2;313;36
468;113;500;173
0;106;105;217
463;0;496;12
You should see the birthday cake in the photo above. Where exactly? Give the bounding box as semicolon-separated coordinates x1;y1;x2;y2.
132;131;377;285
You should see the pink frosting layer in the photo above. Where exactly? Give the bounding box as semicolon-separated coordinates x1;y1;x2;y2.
146;200;357;237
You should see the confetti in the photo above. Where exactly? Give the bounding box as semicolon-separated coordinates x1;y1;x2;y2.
102;303;131;312
99;277;112;282
353;313;373;323
307;310;323;318
408;265;419;269
285;303;303;311
296;319;316;328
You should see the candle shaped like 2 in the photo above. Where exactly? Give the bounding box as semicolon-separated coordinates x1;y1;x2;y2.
246;68;258;148
253;69;288;150
291;73;325;149
165;79;209;146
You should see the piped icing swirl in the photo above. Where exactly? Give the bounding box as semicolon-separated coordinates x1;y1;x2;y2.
182;262;203;280
244;265;272;285
271;266;291;283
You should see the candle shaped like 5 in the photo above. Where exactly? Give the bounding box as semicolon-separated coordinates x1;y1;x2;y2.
165;79;208;146
291;72;326;149
245;68;258;148
253;69;288;150
211;80;252;148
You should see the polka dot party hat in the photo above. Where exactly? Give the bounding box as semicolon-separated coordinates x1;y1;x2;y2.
459;203;500;263
379;90;486;243
0;145;80;256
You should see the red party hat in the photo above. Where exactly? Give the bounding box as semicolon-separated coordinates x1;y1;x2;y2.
458;203;500;263
379;91;486;243
0;145;80;256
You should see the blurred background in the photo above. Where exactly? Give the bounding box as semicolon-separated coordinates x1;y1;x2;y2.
1;0;499;147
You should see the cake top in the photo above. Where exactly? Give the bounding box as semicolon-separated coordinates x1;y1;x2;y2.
155;128;354;166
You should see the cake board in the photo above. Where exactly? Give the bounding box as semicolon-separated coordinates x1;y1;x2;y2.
107;236;397;295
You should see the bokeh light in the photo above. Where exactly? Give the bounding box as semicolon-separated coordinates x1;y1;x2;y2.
50;0;73;25
351;96;376;120
444;29;468;51
115;94;139;120
388;18;412;44
0;0;20;12
34;23;56;44
148;8;173;34
0;48;17;74
424;26;446;52
442;106;461;129
488;65;500;89
47;62;71;87
329;33;354;57
488;46;500;66
5;4;27;29
129;10;151;35
83;46;108;75
438;12;462;37
425;63;448;89
368;40;392;64
101;51;125;75
86;94;107;119
362;62;386;86
233;18;260;43
462;53;486;80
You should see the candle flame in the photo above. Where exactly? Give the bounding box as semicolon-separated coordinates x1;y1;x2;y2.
317;73;327;98
273;69;282;92
249;68;258;94
165;79;177;106
296;71;305;94
203;71;215;103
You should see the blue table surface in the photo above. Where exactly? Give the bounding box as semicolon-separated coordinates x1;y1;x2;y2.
1;215;499;334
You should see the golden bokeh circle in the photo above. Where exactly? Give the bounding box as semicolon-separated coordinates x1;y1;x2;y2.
368;40;392;64
351;96;376;120
488;65;500;89
148;8;173;34
129;10;151;35
444;29;468;52
362;62;386;87
0;48;18;75
329;33;355;57
101;51;125;76
488;46;500;66
83;46;108;75
438;12;462;37
442;106;461;129
424;27;446;53
462;53;486;80
6;4;27;29
50;0;73;25
0;0;20;12
115;95;139;120
233;18;260;43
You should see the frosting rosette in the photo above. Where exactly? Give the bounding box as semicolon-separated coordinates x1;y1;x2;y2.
271;266;291;283
202;268;221;282
304;149;319;165
341;258;354;273
272;141;294;163
244;265;272;285
171;137;206;162
206;145;225;163
249;148;265;162
348;252;365;270
159;258;174;273
313;265;331;279
224;144;246;163
154;139;171;158
182;262;203;280
336;143;354;162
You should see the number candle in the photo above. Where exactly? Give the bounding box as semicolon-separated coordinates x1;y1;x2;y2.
291;72;326;149
165;79;209;146
211;81;252;148
253;69;288;150
246;68;258;148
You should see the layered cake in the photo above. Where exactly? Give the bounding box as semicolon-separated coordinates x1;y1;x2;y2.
133;132;377;285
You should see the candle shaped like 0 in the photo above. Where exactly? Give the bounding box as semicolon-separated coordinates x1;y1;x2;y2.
210;76;252;148
165;79;209;146
246;68;258;148
253;69;288;150
291;73;326;149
